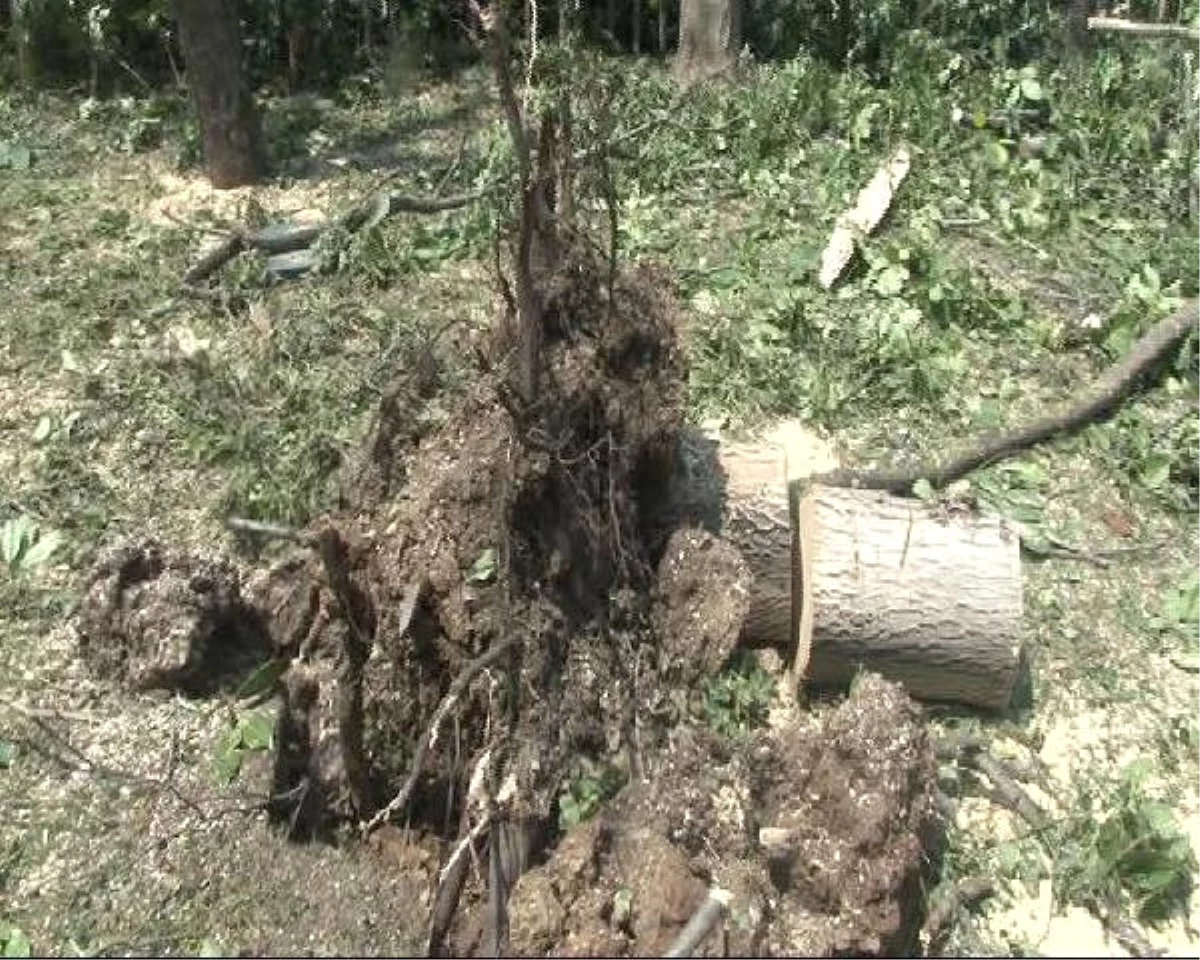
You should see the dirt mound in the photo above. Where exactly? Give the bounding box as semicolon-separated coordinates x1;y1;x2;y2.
76;540;269;694
497;674;935;958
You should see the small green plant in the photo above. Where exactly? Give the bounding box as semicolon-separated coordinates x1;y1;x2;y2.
558;760;625;831
0;922;31;958
1056;759;1197;925
214;709;275;785
702;653;776;739
1;516;63;577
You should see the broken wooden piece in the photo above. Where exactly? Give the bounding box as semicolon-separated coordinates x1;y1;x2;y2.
793;484;1023;710
817;145;911;290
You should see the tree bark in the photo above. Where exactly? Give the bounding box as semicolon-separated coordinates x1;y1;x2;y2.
171;0;266;188
11;0;38;87
1064;0;1092;52
795;485;1023;711
675;0;741;83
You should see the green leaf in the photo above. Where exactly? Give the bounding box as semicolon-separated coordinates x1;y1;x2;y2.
1;517;34;566
1;924;32;958
214;744;243;784
20;530;62;569
912;478;935;502
1170;641;1200;673
31;416;51;442
198;939;225;957
235;659;288;702
1139;454;1172;490
1020;77;1045;102
238;711;274;751
0;741;14;768
1164;580;1199;626
467;547;498;585
874;264;909;297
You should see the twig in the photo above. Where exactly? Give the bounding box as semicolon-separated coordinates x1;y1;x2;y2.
226;516;316;546
815;301;1199;494
182;191;481;285
665;888;732;958
362;636;519;835
0;697;104;724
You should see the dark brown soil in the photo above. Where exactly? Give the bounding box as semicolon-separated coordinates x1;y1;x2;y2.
74;244;943;956
76;540;270;694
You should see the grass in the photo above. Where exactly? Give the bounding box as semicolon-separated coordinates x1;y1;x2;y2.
1;29;1198;956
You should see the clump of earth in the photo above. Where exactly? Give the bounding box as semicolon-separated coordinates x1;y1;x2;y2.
74;241;941;955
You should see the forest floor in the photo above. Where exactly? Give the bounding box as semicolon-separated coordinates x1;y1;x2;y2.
1;46;1198;958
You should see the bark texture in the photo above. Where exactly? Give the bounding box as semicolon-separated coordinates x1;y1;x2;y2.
675;0;741;82
172;0;266;188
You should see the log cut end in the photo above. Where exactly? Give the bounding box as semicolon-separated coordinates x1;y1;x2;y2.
795;485;1023;711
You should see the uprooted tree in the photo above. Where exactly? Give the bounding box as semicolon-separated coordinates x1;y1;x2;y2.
70;3;1200;955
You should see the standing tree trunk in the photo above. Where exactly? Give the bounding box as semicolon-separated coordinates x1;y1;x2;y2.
632;0;642;52
657;0;667;53
171;0;265;188
675;0;740;83
1064;0;1092;53
11;0;38;88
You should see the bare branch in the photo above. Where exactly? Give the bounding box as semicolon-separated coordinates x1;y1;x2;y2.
815;301;1199;494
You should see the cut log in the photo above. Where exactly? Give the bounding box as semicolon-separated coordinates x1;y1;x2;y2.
658;423;1024;710
795;484;1023;710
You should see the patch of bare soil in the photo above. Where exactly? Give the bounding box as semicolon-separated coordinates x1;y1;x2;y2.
73;241;941;955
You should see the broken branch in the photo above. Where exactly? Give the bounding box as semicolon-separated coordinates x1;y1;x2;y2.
182;191;480;285
815;300;1199;493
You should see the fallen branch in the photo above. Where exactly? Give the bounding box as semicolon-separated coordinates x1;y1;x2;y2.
1088;15;1200;41
361;636;518;835
664;888;732;958
182;191;481;285
226;515;316;546
815;300;1199;494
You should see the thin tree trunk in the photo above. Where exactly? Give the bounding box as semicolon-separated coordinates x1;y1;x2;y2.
12;0;38;88
172;0;266;188
633;0;642;52
658;0;667;53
